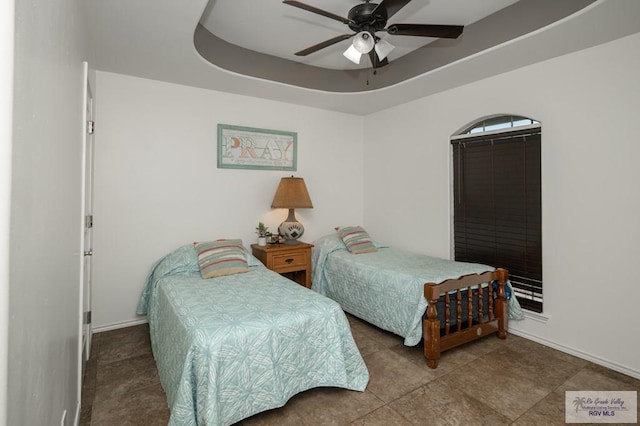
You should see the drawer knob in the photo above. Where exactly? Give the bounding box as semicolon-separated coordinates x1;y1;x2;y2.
285;258;294;264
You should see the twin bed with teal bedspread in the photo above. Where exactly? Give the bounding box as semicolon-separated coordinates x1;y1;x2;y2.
311;234;524;347
137;244;369;426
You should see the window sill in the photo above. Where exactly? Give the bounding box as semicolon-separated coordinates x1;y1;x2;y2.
522;310;550;324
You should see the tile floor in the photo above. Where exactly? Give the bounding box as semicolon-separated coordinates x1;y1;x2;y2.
80;315;639;425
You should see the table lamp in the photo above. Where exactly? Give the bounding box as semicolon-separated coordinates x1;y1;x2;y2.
271;176;313;245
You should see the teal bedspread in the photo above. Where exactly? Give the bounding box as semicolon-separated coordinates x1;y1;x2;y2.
137;245;369;426
311;234;524;346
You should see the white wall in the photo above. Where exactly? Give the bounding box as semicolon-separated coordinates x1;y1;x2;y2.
10;0;89;424
92;72;365;330
363;33;640;377
0;0;15;423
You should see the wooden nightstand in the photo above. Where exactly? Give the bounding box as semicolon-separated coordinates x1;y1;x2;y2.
251;242;313;288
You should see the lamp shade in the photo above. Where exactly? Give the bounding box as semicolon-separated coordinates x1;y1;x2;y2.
343;44;362;64
271;177;313;209
352;31;375;54
374;38;395;61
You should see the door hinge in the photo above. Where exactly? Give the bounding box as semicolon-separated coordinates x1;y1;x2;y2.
85;215;93;229
83;311;92;325
87;120;94;135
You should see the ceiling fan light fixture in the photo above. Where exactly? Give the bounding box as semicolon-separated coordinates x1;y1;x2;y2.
282;0;466;70
343;44;362;64
374;38;394;61
352;31;375;54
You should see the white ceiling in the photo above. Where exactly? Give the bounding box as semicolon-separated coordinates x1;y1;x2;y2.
87;0;640;115
199;0;519;70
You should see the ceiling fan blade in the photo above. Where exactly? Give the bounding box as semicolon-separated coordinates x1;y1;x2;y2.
387;24;464;38
283;1;353;25
372;0;413;20
294;34;354;56
368;50;389;69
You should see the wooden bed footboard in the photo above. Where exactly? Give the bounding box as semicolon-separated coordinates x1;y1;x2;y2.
423;268;508;368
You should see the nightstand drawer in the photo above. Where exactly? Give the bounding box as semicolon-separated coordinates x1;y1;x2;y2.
272;252;307;269
251;242;313;288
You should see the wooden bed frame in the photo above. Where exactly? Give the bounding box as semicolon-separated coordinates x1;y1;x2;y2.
422;268;508;368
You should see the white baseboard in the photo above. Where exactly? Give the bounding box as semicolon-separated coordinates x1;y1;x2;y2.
509;328;640;380
92;318;148;334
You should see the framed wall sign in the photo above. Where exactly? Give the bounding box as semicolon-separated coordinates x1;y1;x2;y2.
217;124;297;171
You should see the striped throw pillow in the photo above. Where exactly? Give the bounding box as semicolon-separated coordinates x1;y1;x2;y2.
335;226;378;254
194;239;249;279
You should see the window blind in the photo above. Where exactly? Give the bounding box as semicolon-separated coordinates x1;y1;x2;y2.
452;128;542;312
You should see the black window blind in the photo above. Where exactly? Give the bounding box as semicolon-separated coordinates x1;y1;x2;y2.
452;128;542;312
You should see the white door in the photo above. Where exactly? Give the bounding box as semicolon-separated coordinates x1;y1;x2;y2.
81;62;95;379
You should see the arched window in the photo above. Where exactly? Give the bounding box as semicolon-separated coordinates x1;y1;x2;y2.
451;115;542;313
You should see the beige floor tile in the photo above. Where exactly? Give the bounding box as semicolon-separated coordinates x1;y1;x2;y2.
556;365;640;424
91;382;170;426
97;324;152;366
350;405;412;426
558;363;640;392
285;387;385;425
347;314;405;349
488;344;585;390
363;348;436;403
238;405;306;425
443;355;552;421
389;380;511;426
459;332;511;357
350;327;393;358
82;318;639;425
95;352;160;401
389;340;478;374
238;381;385;425
505;334;590;368
512;390;569;426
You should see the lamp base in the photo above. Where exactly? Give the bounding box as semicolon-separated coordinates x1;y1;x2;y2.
278;209;304;245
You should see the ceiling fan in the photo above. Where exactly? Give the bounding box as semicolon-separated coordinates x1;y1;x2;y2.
283;0;464;69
